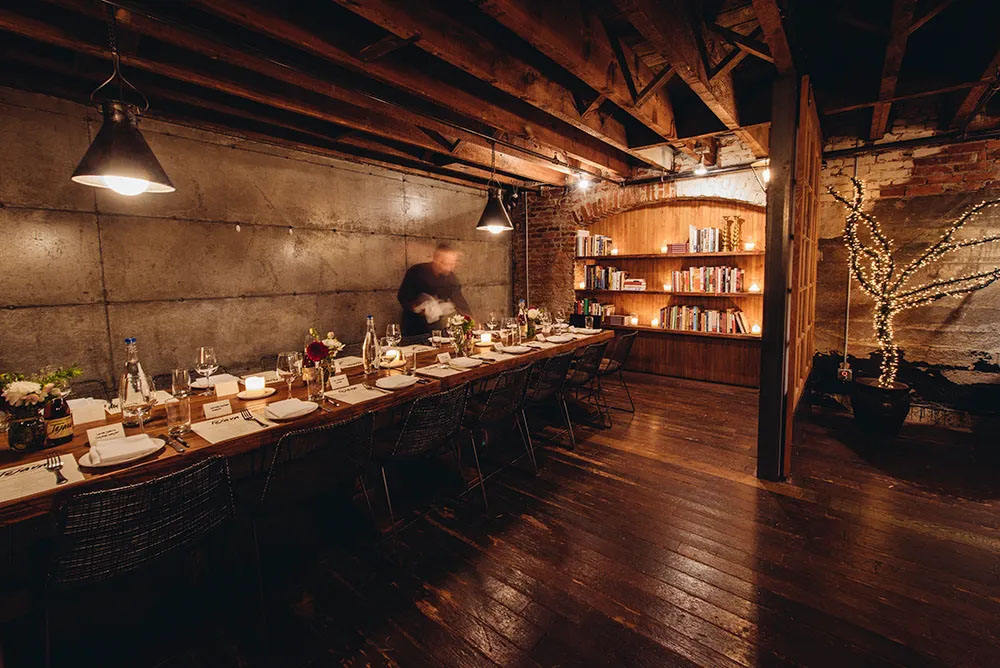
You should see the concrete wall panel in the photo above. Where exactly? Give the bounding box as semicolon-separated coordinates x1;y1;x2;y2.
0;305;111;382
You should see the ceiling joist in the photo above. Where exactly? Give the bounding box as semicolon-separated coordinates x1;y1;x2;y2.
870;0;917;140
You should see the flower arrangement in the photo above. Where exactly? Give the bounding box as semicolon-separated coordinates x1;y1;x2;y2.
1;365;81;414
306;328;345;362
447;314;476;356
525;307;541;337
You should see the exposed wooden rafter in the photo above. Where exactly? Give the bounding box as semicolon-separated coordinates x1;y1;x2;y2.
949;49;1000;129
908;0;957;34
709;23;773;63
870;0;917;140
355;33;420;62
750;0;794;75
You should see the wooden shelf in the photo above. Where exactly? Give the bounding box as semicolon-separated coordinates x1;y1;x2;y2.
606;323;761;340
575;250;764;260
576;289;761;298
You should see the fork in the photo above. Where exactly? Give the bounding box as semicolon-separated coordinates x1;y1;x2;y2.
362;382;391;395
45;454;67;485
240;409;269;427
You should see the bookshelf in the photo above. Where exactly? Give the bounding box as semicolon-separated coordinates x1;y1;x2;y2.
573;197;765;386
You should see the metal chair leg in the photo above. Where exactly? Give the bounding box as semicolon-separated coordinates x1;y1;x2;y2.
559;394;576;450
467;432;489;511
595;376;612;429
619;368;635;413
251;518;268;635
358;473;376;526
380;465;395;533
515;411;538;473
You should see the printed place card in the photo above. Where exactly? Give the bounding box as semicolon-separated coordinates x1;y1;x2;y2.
69;399;107;425
203;399;233;419
105;399;122;415
215;380;240;397
328;374;350;390
436;352;452;364
86;423;126;448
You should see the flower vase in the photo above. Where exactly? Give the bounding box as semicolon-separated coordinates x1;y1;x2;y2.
6;408;46;451
526;321;537;338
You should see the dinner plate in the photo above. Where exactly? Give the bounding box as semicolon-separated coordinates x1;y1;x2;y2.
237;387;276;400
501;345;532;354
79;439;165;468
545;334;574;343
263;401;318;421
376;375;419;390
430;336;454;344
573;328;602;335
450;357;484;368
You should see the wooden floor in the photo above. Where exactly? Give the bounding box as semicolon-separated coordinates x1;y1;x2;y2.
19;372;1000;667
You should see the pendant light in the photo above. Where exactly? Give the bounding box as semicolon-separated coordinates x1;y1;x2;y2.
71;7;174;196
475;142;513;234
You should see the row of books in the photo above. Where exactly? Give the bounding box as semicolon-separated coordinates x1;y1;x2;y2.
688;225;726;253
575;231;613;257
658;305;751;334
574;299;615;316
669;266;746;293
582;265;628;290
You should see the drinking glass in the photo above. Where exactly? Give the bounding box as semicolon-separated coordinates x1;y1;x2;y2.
165;394;192;435
276;351;302;399
432;329;443;344
386;323;401;347
487;312;499;331
171;369;191;398
585;316;594;329
555;309;567;330
194;346;218;394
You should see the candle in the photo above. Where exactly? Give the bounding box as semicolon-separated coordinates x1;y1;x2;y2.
385;349;399;360
751;323;761;335
651;317;660;327
660;245;668;253
629;315;639;326
481;332;492;344
663;283;672;292
610;248;619;255
245;376;266;392
749;282;760;293
579;281;586;289
744;241;756;251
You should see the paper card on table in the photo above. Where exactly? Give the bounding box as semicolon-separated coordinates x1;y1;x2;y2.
214;380;240;397
416;365;462;379
328;374;350;390
0;454;84;504
86;422;126;448
436;352;452;364
191;412;270;445
68;398;107;425
105;399;121;415
203;399;233;419
398;344;435;354
152;390;174;405
324;384;386;405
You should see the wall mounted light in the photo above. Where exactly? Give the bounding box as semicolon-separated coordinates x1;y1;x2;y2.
576;173;592;191
750;158;770;192
475;141;514;234
693;153;708;176
71;8;173;196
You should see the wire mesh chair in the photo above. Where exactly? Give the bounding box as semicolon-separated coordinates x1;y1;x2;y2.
399;334;430;346
599;330;637;413
524;350;578;449
45;456;235;665
69;378;110;402
259;354;277;372
373;383;474;530
464;364;536;473
565;341;612;428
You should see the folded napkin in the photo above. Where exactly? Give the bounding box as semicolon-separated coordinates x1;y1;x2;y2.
192;373;238;388
398;344;435;354
89;434;159;466
337;356;364;369
475;351;516;361
266;398;309;419
416;365;462;379
525;340;557;349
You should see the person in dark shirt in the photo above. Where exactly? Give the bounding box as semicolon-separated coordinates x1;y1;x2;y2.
397;243;472;335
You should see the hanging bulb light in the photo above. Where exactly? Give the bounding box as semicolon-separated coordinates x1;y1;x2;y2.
71;7;173;196
576;172;592;191
751;158;770;191
475;141;513;234
693;153;708;176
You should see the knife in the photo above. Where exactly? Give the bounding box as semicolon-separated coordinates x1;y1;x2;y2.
161;433;186;454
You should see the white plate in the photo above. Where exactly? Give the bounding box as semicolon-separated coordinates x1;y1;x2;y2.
450;357;484;368
263;401;318;421
573;328;602;335
502;345;532;354
237;387;276;400
430;336;454;344
79;439;165;468
545;335;574;343
376;375;419;390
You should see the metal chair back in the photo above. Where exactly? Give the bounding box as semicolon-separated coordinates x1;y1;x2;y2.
48;456;234;589
604;330;637;373
259;354;277;372
477;365;532;425
69;379;110;403
527;350;575;403
567;341;609;387
389;383;469;458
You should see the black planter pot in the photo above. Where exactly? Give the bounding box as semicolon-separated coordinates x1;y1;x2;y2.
849;378;911;437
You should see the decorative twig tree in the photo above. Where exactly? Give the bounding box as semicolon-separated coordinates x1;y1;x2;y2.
828;177;1000;388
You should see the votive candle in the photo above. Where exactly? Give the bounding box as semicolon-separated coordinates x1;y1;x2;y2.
610;248;619;255
744;241;756;251
579;280;586;289
629;315;639;326
751;323;761;335
245;376;266;392
651;317;660;327
663;283;672;291
481;332;492;344
749;282;760;293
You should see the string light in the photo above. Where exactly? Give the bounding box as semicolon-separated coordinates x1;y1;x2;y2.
828;177;1000;388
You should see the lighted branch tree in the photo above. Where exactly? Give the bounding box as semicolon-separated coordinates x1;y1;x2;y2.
828;177;1000;388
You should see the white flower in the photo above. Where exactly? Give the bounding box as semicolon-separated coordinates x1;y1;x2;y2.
3;381;43;407
527;308;539;320
448;314;466;327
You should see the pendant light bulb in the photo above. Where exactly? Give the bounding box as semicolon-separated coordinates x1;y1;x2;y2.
475;142;513;233
694;154;708;176
103;175;150;196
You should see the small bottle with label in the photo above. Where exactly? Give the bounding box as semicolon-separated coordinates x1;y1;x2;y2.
44;395;74;446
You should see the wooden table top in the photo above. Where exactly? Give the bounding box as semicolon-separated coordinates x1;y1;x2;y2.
0;331;612;527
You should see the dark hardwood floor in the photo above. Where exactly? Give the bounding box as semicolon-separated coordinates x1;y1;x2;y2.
23;372;1000;667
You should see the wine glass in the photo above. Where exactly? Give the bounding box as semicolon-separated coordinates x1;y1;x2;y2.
194;346;218;394
386;323;401;347
276;351;302;399
486;311;499;331
171;369;191;398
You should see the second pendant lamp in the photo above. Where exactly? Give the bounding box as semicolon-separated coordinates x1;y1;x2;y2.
475;142;513;234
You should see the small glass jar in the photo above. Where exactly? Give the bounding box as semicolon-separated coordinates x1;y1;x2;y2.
6;408;46;451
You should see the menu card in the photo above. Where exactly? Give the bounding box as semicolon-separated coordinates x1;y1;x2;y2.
415;365;462;379
324;385;387;405
0;455;84;504
191;411;275;444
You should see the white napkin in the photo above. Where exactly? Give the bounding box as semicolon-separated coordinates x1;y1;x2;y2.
266;398;309;419
192;373;238;388
398;344;435;354
337;356;364;369
89;434;159;466
475;351;516;361
416;365;462;378
526;340;557;349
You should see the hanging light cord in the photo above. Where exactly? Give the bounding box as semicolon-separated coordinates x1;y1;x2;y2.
89;3;148;112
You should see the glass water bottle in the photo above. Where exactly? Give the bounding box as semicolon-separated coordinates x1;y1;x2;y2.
361;315;381;375
119;337;154;429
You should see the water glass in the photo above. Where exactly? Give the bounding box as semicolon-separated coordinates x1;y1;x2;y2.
585;316;594;329
165;396;192;435
432;329;443;343
386;323;401;347
171;368;191;398
487;312;499;330
194;346;218;393
304;364;325;401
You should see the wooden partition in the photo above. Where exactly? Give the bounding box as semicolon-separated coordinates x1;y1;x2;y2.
574;197;766;386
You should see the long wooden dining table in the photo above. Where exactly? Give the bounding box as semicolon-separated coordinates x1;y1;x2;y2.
0;331;612;527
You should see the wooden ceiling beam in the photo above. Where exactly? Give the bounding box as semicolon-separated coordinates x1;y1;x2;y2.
0;5;565;186
870;0;917;140
949;49;1000;130
908;0;957;34
328;0;663;168
709;23;773;63
750;0;794;74
476;0;676;140
613;0;768;157
40;0;567;185
194;0;627;181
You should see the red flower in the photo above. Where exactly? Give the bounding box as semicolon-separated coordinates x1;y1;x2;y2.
306;340;329;362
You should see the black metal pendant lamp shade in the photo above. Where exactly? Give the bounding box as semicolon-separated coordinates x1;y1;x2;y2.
475;142;514;234
71;100;175;196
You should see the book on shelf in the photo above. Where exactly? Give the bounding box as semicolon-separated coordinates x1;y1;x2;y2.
667;242;688;254
574;298;615;316
582;264;629;290
622;278;646;291
687;222;746;253
669;266;746;293
657;304;750;334
575;230;614;257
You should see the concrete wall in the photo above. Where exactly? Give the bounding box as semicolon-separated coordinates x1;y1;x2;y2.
0;88;511;386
